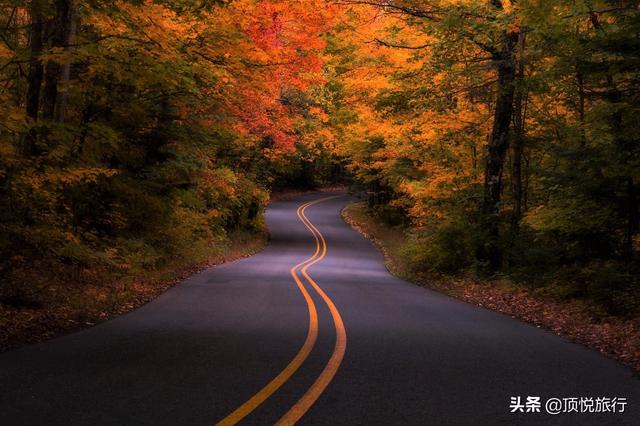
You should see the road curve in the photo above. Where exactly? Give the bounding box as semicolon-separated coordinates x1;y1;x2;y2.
0;192;638;425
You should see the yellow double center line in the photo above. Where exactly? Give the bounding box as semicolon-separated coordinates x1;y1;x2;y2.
217;195;347;425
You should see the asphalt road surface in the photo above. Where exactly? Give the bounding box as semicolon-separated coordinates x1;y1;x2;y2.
1;192;639;425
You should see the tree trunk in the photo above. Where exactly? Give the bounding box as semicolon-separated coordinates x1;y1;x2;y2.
576;69;587;147
523;152;530;211
26;0;44;121
511;134;523;228
591;12;636;258
57;6;76;122
480;29;519;270
626;178;638;258
42;0;71;120
511;32;527;231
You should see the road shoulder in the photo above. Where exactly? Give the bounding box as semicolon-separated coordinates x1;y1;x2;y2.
342;201;640;373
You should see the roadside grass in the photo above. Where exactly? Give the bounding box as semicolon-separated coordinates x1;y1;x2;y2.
0;228;267;352
342;202;640;372
341;201;413;280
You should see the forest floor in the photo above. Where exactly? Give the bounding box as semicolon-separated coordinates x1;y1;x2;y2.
0;228;267;353
342;202;640;372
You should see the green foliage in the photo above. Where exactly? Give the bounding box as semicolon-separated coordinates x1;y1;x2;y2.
403;219;476;275
0;0;283;303
332;1;640;316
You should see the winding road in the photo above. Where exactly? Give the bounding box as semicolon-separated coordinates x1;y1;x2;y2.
1;192;638;425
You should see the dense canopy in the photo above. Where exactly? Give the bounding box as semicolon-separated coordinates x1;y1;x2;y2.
1;0;639;319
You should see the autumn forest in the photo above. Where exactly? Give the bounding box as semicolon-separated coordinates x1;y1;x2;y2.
1;0;639;359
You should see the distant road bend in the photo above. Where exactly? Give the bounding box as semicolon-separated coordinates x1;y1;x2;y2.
0;191;638;425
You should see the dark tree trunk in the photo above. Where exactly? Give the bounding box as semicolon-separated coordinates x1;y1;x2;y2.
603;75;634;258
42;0;71;120
575;23;587;148
626;178;638;258
591;12;636;258
511;32;527;231
480;29;519;270
26;0;44;121
57;6;76;122
523;152;530;211
576;69;587;147
511;134;523;228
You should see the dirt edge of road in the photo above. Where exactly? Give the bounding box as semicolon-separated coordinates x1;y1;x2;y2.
342;202;640;373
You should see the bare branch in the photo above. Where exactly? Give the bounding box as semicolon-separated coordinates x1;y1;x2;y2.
373;38;435;50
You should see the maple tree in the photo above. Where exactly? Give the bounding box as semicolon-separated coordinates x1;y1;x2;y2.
0;0;335;295
325;0;640;315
